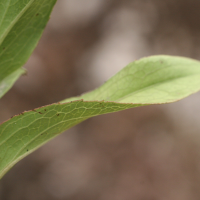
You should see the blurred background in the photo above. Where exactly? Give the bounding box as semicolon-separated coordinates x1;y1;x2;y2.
1;0;200;199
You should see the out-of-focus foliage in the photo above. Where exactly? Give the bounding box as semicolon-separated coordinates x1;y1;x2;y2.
0;0;56;98
2;1;200;200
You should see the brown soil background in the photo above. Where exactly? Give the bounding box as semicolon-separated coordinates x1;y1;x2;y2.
1;0;200;199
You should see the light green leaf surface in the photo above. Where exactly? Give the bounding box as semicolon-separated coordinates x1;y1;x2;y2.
0;0;57;98
0;68;25;98
1;55;200;179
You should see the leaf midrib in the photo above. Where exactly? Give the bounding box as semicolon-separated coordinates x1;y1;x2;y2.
0;0;35;46
116;73;200;102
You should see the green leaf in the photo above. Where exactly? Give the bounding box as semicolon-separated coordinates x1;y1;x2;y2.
62;56;200;104
0;68;25;99
0;0;57;98
1;55;200;179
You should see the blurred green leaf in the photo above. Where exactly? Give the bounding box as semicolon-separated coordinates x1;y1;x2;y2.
0;68;25;99
1;55;200;179
0;0;57;98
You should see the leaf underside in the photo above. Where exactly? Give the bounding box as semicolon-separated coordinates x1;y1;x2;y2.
0;0;57;99
1;55;200;179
